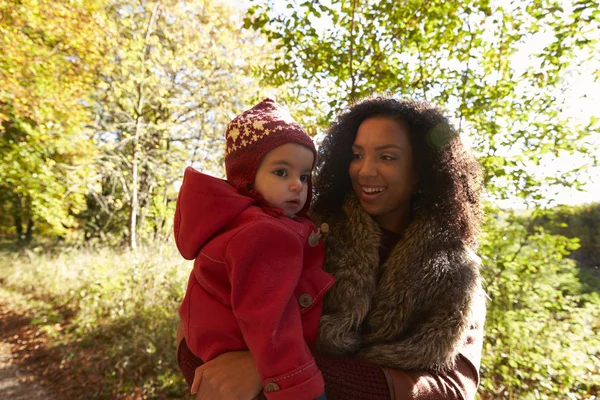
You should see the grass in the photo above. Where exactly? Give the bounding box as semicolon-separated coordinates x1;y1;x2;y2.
0;243;192;399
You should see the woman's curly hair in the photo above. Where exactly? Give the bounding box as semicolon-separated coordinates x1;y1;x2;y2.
313;96;483;247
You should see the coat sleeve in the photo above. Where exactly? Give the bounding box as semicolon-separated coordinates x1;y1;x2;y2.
226;221;325;400
313;290;486;400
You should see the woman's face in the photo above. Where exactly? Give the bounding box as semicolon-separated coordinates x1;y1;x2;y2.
349;117;417;232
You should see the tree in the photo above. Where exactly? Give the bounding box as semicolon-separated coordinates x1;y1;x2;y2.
91;0;272;248
478;209;599;399
0;0;112;241
244;0;600;204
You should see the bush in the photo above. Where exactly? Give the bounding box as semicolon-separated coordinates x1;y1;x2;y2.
478;208;600;399
534;203;600;269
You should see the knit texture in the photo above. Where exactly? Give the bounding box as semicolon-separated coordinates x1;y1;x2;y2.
315;352;391;400
177;338;204;387
225;98;317;215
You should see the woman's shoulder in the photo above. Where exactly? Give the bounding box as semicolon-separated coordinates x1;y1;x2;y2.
427;241;482;277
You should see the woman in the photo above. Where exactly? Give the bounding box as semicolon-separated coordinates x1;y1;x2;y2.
179;97;487;399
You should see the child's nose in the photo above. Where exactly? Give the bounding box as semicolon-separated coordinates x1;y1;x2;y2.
290;179;303;192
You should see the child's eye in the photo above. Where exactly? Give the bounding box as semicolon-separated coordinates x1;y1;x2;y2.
300;174;311;183
273;169;288;177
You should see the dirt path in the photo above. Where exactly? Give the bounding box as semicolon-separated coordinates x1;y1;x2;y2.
0;340;52;400
0;303;141;400
0;300;187;399
0;306;65;400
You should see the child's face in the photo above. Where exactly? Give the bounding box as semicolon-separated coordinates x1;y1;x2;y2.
254;143;314;217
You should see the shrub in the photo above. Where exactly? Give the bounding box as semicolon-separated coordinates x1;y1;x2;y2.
478;208;600;399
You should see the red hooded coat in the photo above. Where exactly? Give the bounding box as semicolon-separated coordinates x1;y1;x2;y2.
175;167;335;400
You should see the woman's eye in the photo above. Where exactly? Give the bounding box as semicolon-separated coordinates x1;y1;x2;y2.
300;174;311;183
273;169;287;177
381;155;398;161
351;153;362;160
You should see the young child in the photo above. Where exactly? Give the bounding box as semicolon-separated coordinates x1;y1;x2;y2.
174;98;334;400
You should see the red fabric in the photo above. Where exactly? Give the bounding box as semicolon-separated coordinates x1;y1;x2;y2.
225;98;317;216
175;167;335;400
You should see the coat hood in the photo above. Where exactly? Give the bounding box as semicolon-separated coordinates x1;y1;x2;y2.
174;167;254;260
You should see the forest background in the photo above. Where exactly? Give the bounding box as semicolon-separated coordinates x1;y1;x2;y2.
0;0;599;399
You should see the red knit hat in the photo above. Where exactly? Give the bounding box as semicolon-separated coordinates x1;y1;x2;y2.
225;98;317;215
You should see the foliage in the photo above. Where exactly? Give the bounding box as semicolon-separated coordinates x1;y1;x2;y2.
534;202;600;269
0;245;191;399
244;0;600;204
0;0;275;245
478;208;600;399
88;0;273;248
0;0;112;241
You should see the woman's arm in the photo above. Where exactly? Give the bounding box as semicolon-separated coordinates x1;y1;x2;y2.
381;353;480;400
315;331;482;400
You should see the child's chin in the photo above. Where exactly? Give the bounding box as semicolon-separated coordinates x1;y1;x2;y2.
282;204;301;217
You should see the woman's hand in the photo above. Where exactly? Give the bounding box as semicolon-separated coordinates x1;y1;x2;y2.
191;350;263;400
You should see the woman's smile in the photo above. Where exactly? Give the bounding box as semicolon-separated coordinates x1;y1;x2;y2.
359;185;387;202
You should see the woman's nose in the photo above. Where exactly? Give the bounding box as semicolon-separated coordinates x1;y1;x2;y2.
358;158;377;178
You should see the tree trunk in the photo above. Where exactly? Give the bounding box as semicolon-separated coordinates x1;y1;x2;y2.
25;216;34;243
129;3;160;250
13;197;23;243
130;121;140;250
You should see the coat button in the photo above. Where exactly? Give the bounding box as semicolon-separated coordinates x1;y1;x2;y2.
265;382;280;392
308;231;320;247
299;293;313;308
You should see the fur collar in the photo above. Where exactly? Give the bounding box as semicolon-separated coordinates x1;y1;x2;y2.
313;194;481;371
